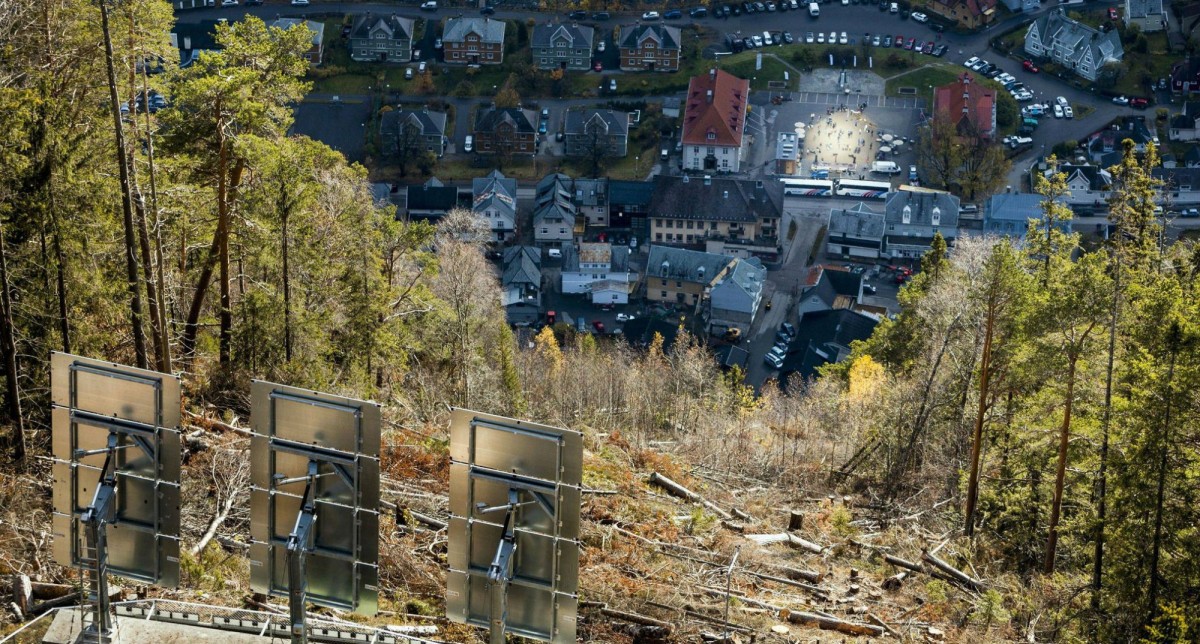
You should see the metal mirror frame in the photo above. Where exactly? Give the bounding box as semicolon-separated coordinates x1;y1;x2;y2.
446;409;582;644
248;380;382;640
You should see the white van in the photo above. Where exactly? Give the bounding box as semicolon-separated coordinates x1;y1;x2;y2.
809;2;819;16
463;135;473;153
872;160;901;174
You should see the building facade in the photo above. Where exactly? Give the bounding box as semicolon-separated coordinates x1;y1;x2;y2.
648;175;781;259
473;107;538;156
379;108;447;158
348;14;414;63
618;24;681;72
563;109;629;158
1025;10;1123;82
644;245;733;309
443;17;506;65
531;22;594;71
681;69;749;173
472;170;518;242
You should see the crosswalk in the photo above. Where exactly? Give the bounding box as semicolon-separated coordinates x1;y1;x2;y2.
791;91;926;109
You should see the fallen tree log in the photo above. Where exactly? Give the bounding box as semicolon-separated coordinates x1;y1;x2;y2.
882;571;908;590
787;533;826;554
30;591;83;616
778;565;824;584
599;606;676;634
883;554;923;573
746;570;828;600
922;550;983;592
648;472;733;521
780;609;885;637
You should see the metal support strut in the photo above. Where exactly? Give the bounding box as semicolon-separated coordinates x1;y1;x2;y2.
485;489;520;644
79;433;129;642
284;461;320;644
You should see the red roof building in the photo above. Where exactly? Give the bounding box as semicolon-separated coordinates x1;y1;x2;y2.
682;68;750;173
928;0;996;28
933;73;996;140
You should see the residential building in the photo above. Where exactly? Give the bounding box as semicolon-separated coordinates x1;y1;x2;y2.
1125;0;1166;32
927;0;996;29
473;107;538;156
563;109;630;158
708;257;766;336
531;22;594;71
648;175;783;261
1171;57;1200;95
561;243;634;304
662;97;682;118
1087;116;1158;161
1169;102;1200;141
797;265;862;319
983;192;1060;239
933;73;996;140
827;202;886;260
775;132;799;176
379;107;447;158
882;191;960;259
713;345;750;371
572;178;609;227
348;14;415;63
533;173;579;245
1025;10;1124;83
1048;164;1112;206
618;24;682;72
472;170;518;241
1152;167;1200;203
681;69;750;173
501;246;542;325
644;245;734;309
273;18;324;66
607;180;655;230
443;17;506;65
405;177;459;220
779;309;878;387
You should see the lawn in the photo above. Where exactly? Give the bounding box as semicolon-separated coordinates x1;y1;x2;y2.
884;63;965;105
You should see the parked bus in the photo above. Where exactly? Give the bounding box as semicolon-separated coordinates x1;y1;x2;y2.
780;178;834;197
836;179;892;199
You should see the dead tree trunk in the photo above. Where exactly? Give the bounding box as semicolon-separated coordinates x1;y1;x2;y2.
780;609;884;637
1044;355;1079;574
0;222;24;462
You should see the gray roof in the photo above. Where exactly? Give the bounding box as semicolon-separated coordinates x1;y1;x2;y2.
776;132;799;161
564;109;629;137
883;191;961;229
443;16;506;44
472;170;517;217
1127;0;1163;19
1152;166;1200;189
531;22;594;49
380;108;447;138
273;18;324;46
1053;164;1111;191
1029;10;1123;68
502;246;542;287
475;107;537;134
713;257;765;301
649;176;783;224
349;14;414;41
829;202;886;239
645;245;734;283
619;24;681;50
572;178;607;207
984;192;1052;237
608;179;655;207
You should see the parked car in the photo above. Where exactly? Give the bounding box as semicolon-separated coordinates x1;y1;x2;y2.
480;5;495;13
641;10;660;19
816;32;825;43
690;6;708;16
593;60;603;71
764;352;784;369
904;37;915;49
781;322;796;337
783;31;794;43
1022;59;1039;73
872;34;881;46
1055;96;1069;108
420;0;437;10
1112;95;1130;105
921;41;934;54
1053;104;1064;118
616;313;636;322
434;37;443;49
597;40;605;52
405;67;414;80
220;0;237;6
839;31;848;44
664;9;682;18
609;78;617;91
933;44;947;56
911;10;928;21
805;31;815;43
1131;97;1150;109
592;320;605;333
592;11;610;19
1063;105;1073;118
569;9;587;18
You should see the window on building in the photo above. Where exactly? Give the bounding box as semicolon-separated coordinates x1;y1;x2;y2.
661;291;668;298
656;218;664;226
655;233;663;240
661;279;668;286
676;280;682;287
541;228;548;233
666;220;673;228
686;234;693;242
686;221;693;229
